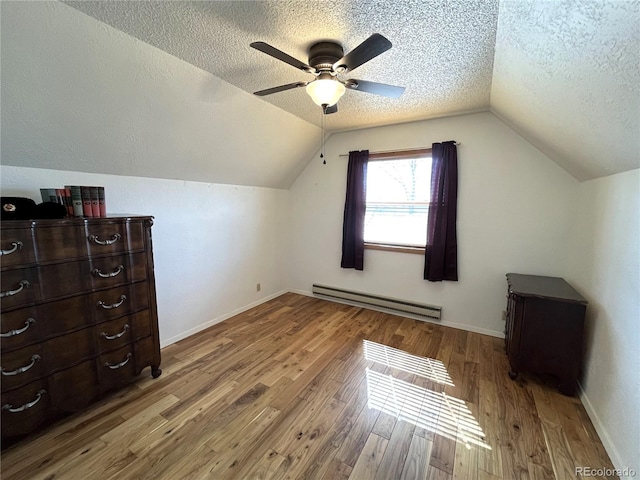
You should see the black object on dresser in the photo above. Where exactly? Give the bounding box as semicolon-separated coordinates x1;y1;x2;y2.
505;273;587;396
0;216;161;445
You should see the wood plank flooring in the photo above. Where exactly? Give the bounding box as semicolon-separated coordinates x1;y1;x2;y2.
1;293;617;479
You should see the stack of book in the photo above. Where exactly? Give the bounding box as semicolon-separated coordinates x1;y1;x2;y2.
40;186;107;218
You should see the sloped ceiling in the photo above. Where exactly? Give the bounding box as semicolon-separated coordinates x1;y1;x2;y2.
1;1;322;189
492;0;640;181
9;0;640;182
64;0;640;181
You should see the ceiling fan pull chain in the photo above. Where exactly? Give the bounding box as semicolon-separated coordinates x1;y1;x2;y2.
321;105;326;164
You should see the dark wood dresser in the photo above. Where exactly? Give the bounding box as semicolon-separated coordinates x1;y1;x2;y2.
0;216;161;445
505;273;587;396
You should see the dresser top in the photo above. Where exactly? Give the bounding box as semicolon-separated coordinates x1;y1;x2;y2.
1;215;153;228
506;273;587;304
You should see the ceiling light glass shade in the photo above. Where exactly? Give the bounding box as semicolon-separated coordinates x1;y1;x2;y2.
306;78;346;107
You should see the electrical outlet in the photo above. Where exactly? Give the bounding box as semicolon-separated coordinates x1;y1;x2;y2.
501;310;507;321
256;283;261;292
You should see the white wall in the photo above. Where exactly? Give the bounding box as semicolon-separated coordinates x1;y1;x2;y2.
0;1;320;189
1;165;289;347
0;0;299;348
289;112;579;336
566;169;640;473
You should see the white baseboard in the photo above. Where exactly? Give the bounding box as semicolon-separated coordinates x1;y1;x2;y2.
161;287;504;349
159;289;288;348
577;382;626;473
290;288;505;338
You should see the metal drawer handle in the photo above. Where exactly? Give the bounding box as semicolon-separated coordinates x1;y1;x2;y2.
101;324;129;340
2;389;46;413
97;295;127;310
105;353;132;370
0;280;30;298
89;233;121;246
0;318;36;338
1;354;41;376
93;265;124;278
1;241;23;256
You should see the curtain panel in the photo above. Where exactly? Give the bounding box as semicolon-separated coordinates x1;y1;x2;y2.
341;150;369;270
424;141;458;281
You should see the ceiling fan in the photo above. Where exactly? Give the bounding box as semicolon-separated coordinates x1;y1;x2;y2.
250;34;405;114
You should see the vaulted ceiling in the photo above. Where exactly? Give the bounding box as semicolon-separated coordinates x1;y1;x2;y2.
20;0;640;181
63;0;640;181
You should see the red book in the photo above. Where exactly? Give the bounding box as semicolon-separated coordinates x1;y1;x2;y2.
81;186;93;217
98;187;107;217
90;187;100;217
64;188;73;216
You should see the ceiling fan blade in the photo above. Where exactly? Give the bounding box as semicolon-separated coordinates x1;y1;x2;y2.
250;42;312;72
333;34;392;73
254;82;308;96
324;104;338;115
345;79;405;98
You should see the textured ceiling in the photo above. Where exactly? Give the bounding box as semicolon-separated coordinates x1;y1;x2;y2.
492;0;640;180
64;0;499;132
62;0;639;181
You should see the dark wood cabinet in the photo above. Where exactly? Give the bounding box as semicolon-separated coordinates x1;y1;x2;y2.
0;216;161;445
505;273;587;396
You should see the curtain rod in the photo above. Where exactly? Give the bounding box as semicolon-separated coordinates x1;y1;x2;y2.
338;142;460;157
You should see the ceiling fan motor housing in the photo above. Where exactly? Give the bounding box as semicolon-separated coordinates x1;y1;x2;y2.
309;42;344;70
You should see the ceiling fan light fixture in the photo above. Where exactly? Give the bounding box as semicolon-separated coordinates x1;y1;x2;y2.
306;78;345;107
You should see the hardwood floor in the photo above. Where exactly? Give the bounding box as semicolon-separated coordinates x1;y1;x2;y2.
1;293;616;480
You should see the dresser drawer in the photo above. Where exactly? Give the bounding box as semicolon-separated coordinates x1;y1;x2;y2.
1;261;88;310
93;282;150;324
46;328;95;374
1;295;93;351
97;345;137;394
1;228;35;268
0;268;40;310
0;344;45;392
1;378;50;439
32;224;87;263
0;313;42;352
1;329;96;393
94;310;151;354
49;360;99;412
88;252;148;290
85;221;144;257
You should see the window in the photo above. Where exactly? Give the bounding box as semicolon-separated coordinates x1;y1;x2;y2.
364;150;432;251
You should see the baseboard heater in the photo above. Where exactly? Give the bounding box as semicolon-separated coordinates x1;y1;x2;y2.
312;284;441;321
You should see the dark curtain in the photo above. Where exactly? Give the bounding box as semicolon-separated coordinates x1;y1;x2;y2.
341;150;369;270
424;141;458;281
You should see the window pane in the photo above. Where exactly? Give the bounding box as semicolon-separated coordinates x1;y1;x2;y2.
364;157;431;247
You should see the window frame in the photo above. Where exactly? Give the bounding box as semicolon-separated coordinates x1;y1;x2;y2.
363;148;432;254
